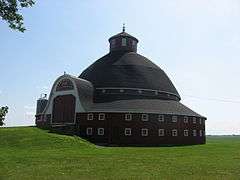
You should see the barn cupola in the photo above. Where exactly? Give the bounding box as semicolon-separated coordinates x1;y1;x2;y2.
109;24;139;53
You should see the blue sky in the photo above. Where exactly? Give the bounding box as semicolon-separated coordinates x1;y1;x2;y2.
0;0;240;135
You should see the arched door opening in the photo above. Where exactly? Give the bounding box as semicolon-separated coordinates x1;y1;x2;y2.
52;95;76;124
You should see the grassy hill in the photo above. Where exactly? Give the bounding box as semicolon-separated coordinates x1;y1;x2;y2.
0;127;239;179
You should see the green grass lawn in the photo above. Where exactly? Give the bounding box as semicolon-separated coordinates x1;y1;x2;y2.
0;127;239;180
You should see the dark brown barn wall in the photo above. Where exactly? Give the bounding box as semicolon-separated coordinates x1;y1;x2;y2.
76;112;206;146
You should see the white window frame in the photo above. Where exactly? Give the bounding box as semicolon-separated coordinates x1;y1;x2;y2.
122;38;127;46
124;128;132;136
98;128;104;136
193;130;197;137
193;117;197;124
86;127;93;135
125;114;132;121
141;128;148;136
158;115;164;122
158;129;165;136
172;116;178;123
199;130;203;137
98;113;105;121
184;116;188;123
172;129;178;137
184;130;189;137
141;114;149;121
87;113;93;121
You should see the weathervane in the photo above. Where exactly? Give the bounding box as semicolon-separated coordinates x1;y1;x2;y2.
123;23;125;32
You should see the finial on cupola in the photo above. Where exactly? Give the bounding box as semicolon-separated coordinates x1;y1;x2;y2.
123;23;126;32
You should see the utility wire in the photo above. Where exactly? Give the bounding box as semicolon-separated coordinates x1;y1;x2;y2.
183;95;240;104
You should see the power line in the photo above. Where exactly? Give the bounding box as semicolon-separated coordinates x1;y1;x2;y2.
183;95;240;104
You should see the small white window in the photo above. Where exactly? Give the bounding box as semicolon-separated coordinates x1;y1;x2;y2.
158;115;164;122
172;116;178;123
158;129;165;136
120;89;124;93
102;89;106;93
155;91;158;95
122;38;127;46
87;113;93;121
98;128;104;136
193;117;197;124
141;114;149;121
125;114;132;121
86;127;93;135
184;130;189;137
193;130;197;137
199;118;202;124
199;130;203;137
172;129;178;137
184;116;188;123
125;128;132;136
99;113;105;121
138;89;142;94
141;128;148;136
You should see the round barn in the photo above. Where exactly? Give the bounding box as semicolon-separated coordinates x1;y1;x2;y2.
36;27;206;146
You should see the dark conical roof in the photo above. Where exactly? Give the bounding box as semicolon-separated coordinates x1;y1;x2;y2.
79;50;181;102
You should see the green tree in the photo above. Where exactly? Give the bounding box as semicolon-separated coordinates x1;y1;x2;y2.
0;106;8;126
0;0;35;32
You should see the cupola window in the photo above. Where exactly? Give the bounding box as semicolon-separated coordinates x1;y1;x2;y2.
132;40;136;46
122;38;127;46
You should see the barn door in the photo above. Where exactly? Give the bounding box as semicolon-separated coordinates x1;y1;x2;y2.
52;95;76;124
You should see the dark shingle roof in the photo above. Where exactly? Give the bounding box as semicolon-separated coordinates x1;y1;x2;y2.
79;51;180;101
89;99;205;118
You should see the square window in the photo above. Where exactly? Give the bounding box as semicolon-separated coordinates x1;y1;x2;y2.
141;129;148;136
158;129;165;136
125;128;132;136
122;38;127;46
87;113;93;121
142;114;149;121
86;127;93;135
172;129;178;136
98;128;104;136
172;116;178;123
184;130;189;137
184;116;188;123
99;113;105;121
193;117;197;124
158;115;164;122
193;130;197;137
125;114;132;121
